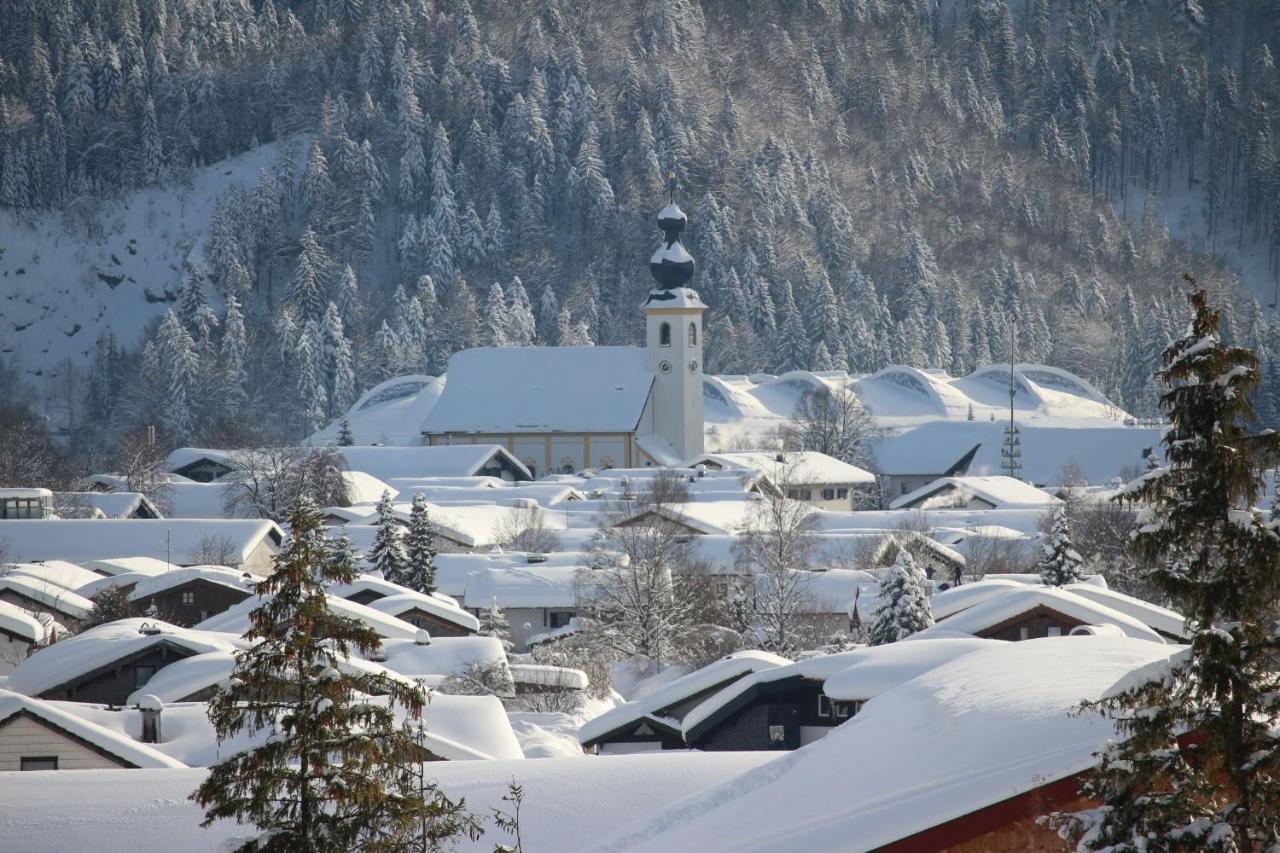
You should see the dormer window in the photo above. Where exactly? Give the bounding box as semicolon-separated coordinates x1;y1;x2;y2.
659;322;671;347
689;323;697;347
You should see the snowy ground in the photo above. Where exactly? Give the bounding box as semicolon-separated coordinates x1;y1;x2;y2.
0;752;777;853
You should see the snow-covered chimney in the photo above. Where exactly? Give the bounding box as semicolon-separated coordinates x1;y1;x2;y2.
415;629;432;646
137;694;163;743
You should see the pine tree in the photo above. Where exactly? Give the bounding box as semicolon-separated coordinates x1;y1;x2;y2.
1052;282;1280;851
337;417;355;447
192;500;473;852
482;282;510;346
1038;504;1084;586
370;490;409;584
478;598;513;655
869;550;934;645
403;493;438;594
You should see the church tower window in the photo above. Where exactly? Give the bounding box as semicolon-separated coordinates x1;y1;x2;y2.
689;323;698;347
660;322;671;346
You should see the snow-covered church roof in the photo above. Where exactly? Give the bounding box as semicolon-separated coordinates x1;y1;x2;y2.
420;346;654;434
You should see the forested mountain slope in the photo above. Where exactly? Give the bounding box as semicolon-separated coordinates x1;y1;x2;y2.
0;0;1277;457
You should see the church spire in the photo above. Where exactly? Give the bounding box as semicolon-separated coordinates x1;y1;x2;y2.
649;173;695;290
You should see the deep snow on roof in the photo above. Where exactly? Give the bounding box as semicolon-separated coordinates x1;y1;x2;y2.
691;451;876;485
422;346;654;433
126;566;256;602
338;445;530;481
377;635;509;680
5;619;239;697
1062;582;1189;639
82;557;175;577
197;593;422;640
914;585;1164;643
0;574;94;618
365;593;480;632
603;637;1181;853
821;638;1001;700
578;651;791;746
0;519;281;566
5;560;103;592
56;491;161;519
310;374;447;445
459;563;582;609
0;690;186;769
0;599;52;644
929;579;1028;620
891;475;1063;510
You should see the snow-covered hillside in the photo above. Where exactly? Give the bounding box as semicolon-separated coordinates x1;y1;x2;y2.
0;142;293;404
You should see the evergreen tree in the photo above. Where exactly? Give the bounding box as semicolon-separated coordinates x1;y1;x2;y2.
478;598;513;655
337;417;355;447
403;493;438;595
482;282;510;346
370;490;409;584
1038;504;1084;586
192;499;471;852
868;550;934;645
1052;282;1280;851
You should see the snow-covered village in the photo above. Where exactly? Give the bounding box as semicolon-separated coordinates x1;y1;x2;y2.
3;2;1280;852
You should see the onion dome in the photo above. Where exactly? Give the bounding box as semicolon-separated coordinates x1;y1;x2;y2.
649;176;695;290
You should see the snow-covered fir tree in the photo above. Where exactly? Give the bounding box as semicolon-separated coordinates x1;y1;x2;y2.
1038;504;1084;586
369;490;409;584
868;550;934;646
402;493;438;595
478;598;514;655
336;417;354;447
1051;282;1280;850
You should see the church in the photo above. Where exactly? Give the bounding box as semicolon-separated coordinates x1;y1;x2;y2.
420;196;706;477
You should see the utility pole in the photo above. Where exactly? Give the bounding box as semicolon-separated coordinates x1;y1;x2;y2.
1002;320;1023;481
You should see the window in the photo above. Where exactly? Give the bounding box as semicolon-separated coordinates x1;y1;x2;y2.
559;457;576;474
836;488;848;500
900;481;911;495
1047;626;1062;637
20;756;57;771
181;591;195;605
135;665;157;689
688;323;698;347
1019;627;1030;641
787;488;812;500
817;695;832;718
598;457;615;470
822;488;836;501
768;725;786;747
659;322;671;346
549;611;574;628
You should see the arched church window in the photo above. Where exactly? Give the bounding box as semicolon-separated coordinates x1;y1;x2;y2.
659;322;671;346
560;457;576;474
689;323;698;347
598;457;615;470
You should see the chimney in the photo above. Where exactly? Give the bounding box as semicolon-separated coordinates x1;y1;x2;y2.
415;629;432;646
137;694;163;743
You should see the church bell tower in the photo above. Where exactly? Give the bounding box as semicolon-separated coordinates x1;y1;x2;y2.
643;180;705;461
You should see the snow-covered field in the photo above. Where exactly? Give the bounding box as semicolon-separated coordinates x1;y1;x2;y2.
0;752;777;853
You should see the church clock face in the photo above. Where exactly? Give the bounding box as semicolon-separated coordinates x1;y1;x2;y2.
659;360;673;374
688;360;699;373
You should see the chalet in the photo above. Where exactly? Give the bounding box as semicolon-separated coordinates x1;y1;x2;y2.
681;651;890;751
821;638;1000;710
0;690;184;771
890;475;1062;511
0;488;54;519
337;445;532;483
421;200;707;475
578;651;790;754
163;448;236;482
687;451;877;511
126;566;257;627
198;592;422;641
4;619;236;706
376;634;513;689
916;585;1166;643
6;560;104;592
0;574;93;627
365;592;479;637
0;519;283;575
0;600;55;675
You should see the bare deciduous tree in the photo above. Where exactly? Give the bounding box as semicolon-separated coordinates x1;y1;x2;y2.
188;534;242;567
784;387;880;470
494;502;563;554
221;446;351;521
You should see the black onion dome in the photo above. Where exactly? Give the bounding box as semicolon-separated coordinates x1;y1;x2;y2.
649;183;695;290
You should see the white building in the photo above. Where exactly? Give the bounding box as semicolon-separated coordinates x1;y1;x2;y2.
421;199;705;475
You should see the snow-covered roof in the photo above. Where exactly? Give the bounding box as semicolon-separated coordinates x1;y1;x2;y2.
5;619;239;698
341;470;399;504
890;475;1063;510
126;566;257;603
196;594;422;641
1061;583;1189;639
163;447;235;473
310;374;447;446
338;444;531;481
0;574;94;619
912;585;1165;643
162;481;236;519
821;638;1001;701
0;599;52;644
81;557;178;578
460;563;581;609
365;593;480;632
0;519;282;566
5;560;103;592
422;346;654;434
509;663;589;691
385;479;583;507
641;285;702;309
609;637;1182;852
0;487;52;498
578;651;790;746
689;451;876;486
55;491;162;519
377;635;510;681
929;579;1027;620
76;572;149;599
0;689;186;769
